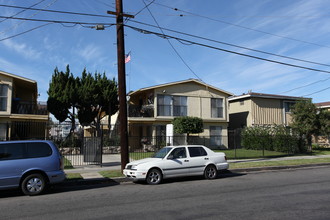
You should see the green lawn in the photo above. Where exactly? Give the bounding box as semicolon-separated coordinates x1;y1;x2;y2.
99;170;125;178
66;173;82;179
129;148;330;161
218;149;288;159
230;157;330;169
63;157;74;169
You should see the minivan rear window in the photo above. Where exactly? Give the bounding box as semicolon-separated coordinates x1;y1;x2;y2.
27;143;52;158
0;142;52;160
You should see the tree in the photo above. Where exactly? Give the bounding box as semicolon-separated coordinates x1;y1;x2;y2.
47;65;78;133
317;109;330;137
172;116;204;144
290;100;318;151
77;70;119;137
47;66;119;137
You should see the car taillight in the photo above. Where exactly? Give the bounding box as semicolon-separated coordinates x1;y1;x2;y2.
224;156;227;161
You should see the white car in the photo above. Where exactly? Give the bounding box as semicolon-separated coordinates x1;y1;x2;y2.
123;145;229;184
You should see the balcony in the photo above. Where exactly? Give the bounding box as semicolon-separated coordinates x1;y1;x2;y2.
11;100;48;115
129;104;154;117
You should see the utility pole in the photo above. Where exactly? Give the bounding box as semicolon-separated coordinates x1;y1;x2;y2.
107;0;134;171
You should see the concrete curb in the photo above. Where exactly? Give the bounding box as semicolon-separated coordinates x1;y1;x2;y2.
62;162;330;186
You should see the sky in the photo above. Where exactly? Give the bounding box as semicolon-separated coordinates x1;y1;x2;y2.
1;0;330;104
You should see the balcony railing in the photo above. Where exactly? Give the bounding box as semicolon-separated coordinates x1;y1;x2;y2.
128;104;154;117
11;100;48;115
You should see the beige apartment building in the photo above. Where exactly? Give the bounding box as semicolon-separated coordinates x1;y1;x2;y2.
0;70;48;140
228;92;311;129
127;79;233;149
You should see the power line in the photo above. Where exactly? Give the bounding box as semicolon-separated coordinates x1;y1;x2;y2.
2;3;330;68
0;15;115;26
0;4;116;19
0;23;52;42
147;0;330;49
303;86;330;96
0;0;58;36
0;0;46;23
280;76;330;94
128;19;330;68
126;25;330;75
141;0;203;81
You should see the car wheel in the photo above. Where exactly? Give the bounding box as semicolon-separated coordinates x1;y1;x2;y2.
204;165;218;179
146;169;162;185
21;173;46;196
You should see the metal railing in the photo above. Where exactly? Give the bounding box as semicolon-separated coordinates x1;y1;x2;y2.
11;101;48;115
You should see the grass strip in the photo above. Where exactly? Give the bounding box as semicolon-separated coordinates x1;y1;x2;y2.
66;173;83;179
230;157;330;169
99;170;125;178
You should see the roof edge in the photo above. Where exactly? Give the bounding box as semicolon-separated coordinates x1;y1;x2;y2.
0;70;36;84
129;79;234;96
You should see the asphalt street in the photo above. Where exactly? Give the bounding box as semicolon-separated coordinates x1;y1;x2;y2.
1;166;330;220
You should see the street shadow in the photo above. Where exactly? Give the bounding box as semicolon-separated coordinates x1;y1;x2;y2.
134;170;246;185
0;179;120;199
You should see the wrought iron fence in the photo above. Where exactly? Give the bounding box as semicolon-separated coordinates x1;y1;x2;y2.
0;121;319;167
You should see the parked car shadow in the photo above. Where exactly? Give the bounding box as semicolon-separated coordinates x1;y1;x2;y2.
134;170;246;185
0;180;120;198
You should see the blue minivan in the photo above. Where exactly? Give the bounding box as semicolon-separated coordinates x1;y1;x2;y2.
0;140;66;195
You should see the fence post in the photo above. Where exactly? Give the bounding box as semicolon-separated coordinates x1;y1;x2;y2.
234;130;237;159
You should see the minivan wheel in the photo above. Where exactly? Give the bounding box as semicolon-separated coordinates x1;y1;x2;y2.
21;174;46;196
204;165;218;179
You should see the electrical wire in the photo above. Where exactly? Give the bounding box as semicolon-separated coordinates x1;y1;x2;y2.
280;76;330;94
303;86;330;96
0;23;52;42
0;4;115;19
2;3;330;68
129;19;330;68
126;25;330;75
0;0;58;35
0;15;115;26
142;0;203;81
0;0;46;23
147;0;330;49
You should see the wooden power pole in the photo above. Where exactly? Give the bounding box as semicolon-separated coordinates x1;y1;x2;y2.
108;0;134;171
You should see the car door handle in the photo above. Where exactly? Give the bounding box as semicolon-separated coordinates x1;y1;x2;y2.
184;160;189;162
204;158;209;160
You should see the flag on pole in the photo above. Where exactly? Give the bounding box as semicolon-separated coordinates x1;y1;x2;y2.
125;52;131;63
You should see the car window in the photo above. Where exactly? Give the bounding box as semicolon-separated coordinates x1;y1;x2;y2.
153;147;172;158
188;147;208;157
27;143;52;158
169;147;187;159
0;143;25;160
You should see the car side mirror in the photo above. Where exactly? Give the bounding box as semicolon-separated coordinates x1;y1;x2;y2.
167;155;174;160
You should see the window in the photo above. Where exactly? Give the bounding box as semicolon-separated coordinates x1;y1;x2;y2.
284;102;295;113
0;142;52;160
169;147;187;159
210;126;222;147
157;95;187;116
27;143;52;158
211;98;223;118
0;143;25;160
0;84;8;111
188;147;207;157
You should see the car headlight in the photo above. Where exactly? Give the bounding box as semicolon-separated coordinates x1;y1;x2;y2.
131;165;138;170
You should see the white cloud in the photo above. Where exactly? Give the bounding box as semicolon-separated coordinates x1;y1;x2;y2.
1;39;42;60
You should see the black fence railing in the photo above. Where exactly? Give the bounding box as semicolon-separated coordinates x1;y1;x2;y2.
11;101;48;115
0;121;323;166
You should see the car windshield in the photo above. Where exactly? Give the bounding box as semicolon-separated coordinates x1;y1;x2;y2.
153;147;172;158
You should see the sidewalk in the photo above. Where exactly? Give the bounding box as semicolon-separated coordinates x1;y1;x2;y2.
64;154;330;183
